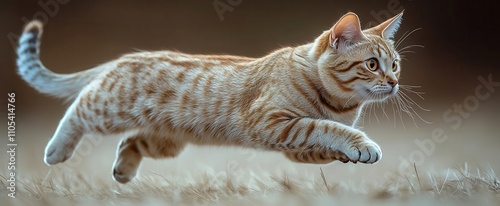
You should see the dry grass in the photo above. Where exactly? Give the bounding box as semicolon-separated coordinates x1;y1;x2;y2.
2;163;499;206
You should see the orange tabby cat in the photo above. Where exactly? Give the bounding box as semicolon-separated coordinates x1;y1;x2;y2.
17;11;403;183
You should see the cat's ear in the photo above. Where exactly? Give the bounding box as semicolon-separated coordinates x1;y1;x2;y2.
329;12;366;51
368;11;404;40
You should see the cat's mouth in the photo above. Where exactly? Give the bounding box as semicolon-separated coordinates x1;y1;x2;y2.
364;86;398;100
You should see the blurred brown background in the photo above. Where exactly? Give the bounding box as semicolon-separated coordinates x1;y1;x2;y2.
1;0;499;183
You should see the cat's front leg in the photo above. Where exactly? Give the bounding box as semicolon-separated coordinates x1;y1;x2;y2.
283;148;350;164
257;117;381;164
284;136;381;164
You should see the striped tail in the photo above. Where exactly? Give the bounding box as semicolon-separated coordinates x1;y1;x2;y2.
16;20;103;100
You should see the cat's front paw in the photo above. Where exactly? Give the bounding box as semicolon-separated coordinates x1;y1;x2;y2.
339;135;382;164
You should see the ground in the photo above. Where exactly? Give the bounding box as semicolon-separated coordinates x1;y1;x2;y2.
2;162;499;206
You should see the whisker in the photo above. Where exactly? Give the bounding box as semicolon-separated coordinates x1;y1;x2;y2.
370;102;377;124
396;92;430;126
390;97;397;128
365;93;376;125
398;91;432;125
362;82;430;130
395;28;423;49
399;85;423;89
398;45;425;53
395;29;411;48
355;91;374;126
393;94;407;130
373;95;380;124
400;85;426;100
398;50;416;55
366;102;372;125
398;94;419;127
399;90;430;112
380;98;390;121
342;93;359;110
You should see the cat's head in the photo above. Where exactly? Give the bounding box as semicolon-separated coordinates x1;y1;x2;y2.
312;11;404;104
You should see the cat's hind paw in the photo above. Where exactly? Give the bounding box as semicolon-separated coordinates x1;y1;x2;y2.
44;143;72;165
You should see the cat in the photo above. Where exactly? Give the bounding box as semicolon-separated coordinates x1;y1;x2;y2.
17;11;404;183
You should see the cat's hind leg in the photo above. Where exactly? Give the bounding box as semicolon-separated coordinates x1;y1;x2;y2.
112;135;142;184
44;103;84;165
112;133;185;183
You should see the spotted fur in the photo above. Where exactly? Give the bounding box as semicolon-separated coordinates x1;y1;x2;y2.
17;12;404;183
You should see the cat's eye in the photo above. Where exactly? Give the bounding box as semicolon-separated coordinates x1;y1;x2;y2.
392;61;398;71
366;59;378;71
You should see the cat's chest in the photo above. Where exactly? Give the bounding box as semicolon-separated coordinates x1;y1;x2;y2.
323;110;359;126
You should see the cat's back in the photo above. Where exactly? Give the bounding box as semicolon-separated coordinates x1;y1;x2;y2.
90;50;259;101
118;50;256;70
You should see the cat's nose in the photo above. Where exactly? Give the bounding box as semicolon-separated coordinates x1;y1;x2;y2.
387;79;398;87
